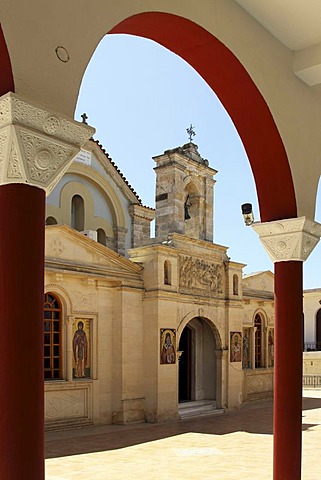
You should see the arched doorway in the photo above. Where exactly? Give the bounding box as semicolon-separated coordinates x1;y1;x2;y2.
178;317;219;405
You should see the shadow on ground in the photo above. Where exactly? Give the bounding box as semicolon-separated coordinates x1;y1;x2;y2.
45;395;321;459
45;399;273;459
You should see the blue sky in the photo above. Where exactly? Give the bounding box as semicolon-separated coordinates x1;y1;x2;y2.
75;34;321;289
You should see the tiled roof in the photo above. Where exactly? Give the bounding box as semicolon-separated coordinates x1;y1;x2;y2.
90;139;154;211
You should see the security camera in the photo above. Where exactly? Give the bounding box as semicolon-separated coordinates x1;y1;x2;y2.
241;203;254;226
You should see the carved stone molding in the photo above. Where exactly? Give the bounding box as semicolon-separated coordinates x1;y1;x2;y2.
252;217;321;262
0;93;95;194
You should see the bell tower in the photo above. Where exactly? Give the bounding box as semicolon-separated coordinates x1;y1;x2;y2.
153;142;217;242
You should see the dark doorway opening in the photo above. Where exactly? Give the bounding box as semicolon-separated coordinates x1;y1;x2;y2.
179;326;192;402
317;309;321;350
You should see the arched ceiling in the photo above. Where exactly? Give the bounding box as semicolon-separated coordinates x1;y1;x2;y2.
235;0;321;86
1;1;321;221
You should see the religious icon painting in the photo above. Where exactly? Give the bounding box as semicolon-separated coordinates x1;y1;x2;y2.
160;329;176;364
268;329;274;367
230;331;242;362
72;319;91;379
242;328;251;369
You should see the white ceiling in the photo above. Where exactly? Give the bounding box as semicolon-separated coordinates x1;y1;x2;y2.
235;0;321;85
235;0;321;50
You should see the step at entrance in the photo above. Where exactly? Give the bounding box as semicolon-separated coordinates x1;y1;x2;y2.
178;400;225;419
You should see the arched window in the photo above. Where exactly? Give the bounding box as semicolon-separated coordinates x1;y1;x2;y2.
164;260;171;285
71;195;84;231
233;274;239;295
44;293;62;380
97;228;107;246
254;314;263;368
45;216;58;225
184;195;191;220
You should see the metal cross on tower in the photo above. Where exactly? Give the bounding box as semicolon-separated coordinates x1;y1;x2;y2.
186;124;196;142
81;113;88;124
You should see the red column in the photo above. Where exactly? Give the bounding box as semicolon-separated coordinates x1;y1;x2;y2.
0;184;45;480
274;261;303;480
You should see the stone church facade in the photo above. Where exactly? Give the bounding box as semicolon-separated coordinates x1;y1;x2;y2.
44;139;274;429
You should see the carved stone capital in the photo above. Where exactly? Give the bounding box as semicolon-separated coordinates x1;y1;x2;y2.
252;217;321;262
0;92;95;194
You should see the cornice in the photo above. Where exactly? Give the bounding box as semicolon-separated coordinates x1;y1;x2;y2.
0;93;94;146
0;93;94;193
252;216;321;262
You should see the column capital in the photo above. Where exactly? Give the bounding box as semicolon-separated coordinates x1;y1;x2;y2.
0;92;95;194
252;216;321;262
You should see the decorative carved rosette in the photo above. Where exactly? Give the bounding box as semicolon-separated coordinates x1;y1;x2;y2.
0;93;95;194
252;217;321;262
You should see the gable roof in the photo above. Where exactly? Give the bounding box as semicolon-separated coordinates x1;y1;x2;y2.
242;270;274;297
45;225;143;279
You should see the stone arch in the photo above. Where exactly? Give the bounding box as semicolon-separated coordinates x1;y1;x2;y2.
71;194;85;231
252;308;268;327
109;12;296;222
0;10;298;222
163;259;171;285
178;314;223;406
177;311;222;351
97;227;107;246
253;309;267;368
44;283;73;318
68;163;126;228
60;181;94;228
233;274;239;295
59;180;114;237
0;25;14;96
182;175;202;195
45;216;58;226
43;285;73;381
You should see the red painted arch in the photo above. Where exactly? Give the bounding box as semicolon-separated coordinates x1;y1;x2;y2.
109;12;297;222
0;24;14;96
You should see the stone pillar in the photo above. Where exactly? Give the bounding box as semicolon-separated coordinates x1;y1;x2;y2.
214;349;227;409
129;204;155;247
251;328;256;369
204;176;215;242
253;217;321;480
66;316;75;382
0;92;94;480
114;226;128;256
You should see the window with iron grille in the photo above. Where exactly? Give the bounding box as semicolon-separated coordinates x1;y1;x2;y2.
255;314;262;368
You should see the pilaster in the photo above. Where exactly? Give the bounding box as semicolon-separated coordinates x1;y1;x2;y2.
66;316;75;382
114;226;128;256
129;204;155;247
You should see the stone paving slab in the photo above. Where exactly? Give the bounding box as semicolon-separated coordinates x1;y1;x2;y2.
45;390;321;480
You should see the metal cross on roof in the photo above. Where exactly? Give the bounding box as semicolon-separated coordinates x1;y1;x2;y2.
186;124;196;142
81;112;88;124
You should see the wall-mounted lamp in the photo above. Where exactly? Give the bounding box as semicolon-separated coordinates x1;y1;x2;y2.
241;203;254;226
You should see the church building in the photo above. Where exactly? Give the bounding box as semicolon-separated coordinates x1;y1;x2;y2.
44;137;274;429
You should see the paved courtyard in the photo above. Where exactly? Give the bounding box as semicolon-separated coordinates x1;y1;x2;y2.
45;390;321;479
